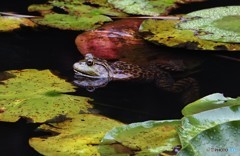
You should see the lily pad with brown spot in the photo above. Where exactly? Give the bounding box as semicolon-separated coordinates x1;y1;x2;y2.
100;120;181;155
0;69;93;123
29;114;124;156
0;16;35;32
139;19;240;51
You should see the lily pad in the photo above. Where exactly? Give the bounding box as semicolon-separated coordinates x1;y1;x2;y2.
0;69;93;123
178;104;240;147
108;0;205;16
139;19;240;51
32;13;112;31
182;93;239;116
177;120;240;156
0;16;35;32
178;6;240;43
100;120;181;155
29;114;124;156
28;0;127;30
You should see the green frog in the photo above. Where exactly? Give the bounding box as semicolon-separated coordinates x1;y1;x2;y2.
73;53;200;103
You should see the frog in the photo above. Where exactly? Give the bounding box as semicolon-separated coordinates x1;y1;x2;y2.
73;53;200;104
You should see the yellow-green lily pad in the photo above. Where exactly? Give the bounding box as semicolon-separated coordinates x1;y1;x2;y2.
29;114;124;156
0;16;35;32
32;13;112;31
100;120;181;155
139;19;240;51
0;69;93;123
178;6;240;43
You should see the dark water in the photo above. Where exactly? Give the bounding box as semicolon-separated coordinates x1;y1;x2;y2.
1;0;240;155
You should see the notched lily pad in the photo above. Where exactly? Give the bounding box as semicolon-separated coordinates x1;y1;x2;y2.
178;6;240;43
0;69;93;123
0;16;35;32
29;114;124;156
108;0;205;16
100;120;181;155
139;19;240;51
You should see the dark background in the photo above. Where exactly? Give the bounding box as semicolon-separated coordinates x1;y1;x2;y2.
1;0;240;155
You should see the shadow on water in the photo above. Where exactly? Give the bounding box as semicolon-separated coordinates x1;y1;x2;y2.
1;0;240;155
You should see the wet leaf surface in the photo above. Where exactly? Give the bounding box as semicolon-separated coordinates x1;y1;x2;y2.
0;16;35;32
178;6;240;43
178;104;240;147
182;93;239;116
0;69;93;123
177;120;240;156
140;19;240;51
100;120;181;155
29;114;124;156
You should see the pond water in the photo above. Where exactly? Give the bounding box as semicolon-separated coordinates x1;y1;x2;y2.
1;0;240;155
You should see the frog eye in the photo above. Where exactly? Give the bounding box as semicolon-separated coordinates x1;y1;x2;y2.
86;59;94;66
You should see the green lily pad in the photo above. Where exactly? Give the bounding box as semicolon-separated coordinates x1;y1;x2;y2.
100;120;181;155
29;114;124;156
178;6;240;43
182;93;238;116
0;16;36;32
0;69;93;123
108;0;205;16
32;13;112;31
177;120;240;156
178;104;240;147
139;19;240;51
28;0;127;30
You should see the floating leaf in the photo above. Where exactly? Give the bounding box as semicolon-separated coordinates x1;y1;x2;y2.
108;0;205;16
0;16;35;32
100;120;181;155
28;0;127;30
139;19;240;51
32;13;112;31
178;104;240;147
29;114;124;156
177;120;240;156
182;93;239;116
178;6;240;43
0;69;92;123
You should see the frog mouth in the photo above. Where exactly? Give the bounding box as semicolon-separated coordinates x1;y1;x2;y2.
73;69;102;79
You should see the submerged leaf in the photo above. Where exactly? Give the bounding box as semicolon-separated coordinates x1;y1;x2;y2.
178;6;240;43
100;120;181;155
139;19;240;51
0;16;35;32
0;69;92;123
108;0;205;16
29;114;124;156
